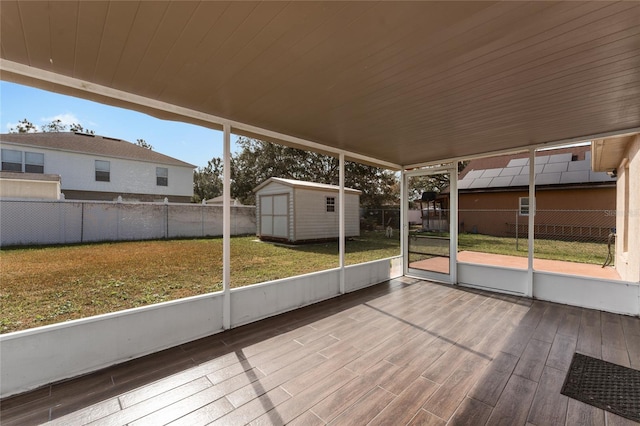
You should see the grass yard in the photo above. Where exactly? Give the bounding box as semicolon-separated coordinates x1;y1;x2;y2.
0;232;400;333
0;230;609;334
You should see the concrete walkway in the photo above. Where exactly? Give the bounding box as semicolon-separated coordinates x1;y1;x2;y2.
410;250;621;280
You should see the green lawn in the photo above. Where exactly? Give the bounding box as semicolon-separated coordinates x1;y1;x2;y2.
0;232;400;333
0;230;610;334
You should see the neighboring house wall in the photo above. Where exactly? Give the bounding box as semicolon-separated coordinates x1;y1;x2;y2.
0;173;61;199
0;134;194;202
616;134;640;282
459;187;615;238
18;146;192;201
293;188;360;241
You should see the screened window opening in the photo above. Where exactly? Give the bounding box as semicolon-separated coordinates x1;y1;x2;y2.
156;167;168;186
1;149;23;172
519;197;530;216
95;160;110;182
326;196;336;212
25;152;44;173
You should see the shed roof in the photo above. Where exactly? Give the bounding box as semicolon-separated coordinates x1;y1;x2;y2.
2;2;639;168
457;146;615;190
0;132;195;168
254;177;361;194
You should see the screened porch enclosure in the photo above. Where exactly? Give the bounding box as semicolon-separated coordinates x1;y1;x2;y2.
1;1;639;417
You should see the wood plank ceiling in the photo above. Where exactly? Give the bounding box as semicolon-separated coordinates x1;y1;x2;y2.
1;1;639;167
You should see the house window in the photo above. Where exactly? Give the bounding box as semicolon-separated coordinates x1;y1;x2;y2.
1;149;22;172
25;152;44;173
326;196;336;212
156;167;168;186
95;160;110;182
519;197;530;216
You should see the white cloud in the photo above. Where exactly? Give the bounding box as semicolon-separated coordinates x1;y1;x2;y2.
40;113;81;127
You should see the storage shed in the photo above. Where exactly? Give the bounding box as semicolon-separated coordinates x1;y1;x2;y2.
254;177;361;243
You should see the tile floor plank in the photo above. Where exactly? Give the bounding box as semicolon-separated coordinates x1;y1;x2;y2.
2;279;638;426
513;338;552;382
485;375;538;426
368;376;439;426
445;397;493;426
467;351;519;407
526;366;568;425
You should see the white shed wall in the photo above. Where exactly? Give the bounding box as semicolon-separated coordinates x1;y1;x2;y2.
1;144;193;198
294;188;359;241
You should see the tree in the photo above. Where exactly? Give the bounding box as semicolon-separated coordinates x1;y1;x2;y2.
40;119;67;132
136;139;154;150
9;118;95;134
9;119;38;133
192;158;224;203
229;137;398;206
70;123;95;134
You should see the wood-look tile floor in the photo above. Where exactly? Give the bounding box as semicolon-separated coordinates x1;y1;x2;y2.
2;278;639;425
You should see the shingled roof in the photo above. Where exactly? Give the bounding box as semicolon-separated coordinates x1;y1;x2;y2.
0;132;195;168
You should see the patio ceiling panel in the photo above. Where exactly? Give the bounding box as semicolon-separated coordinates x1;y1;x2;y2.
1;1;639;167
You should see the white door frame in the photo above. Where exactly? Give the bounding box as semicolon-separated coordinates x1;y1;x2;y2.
402;164;458;284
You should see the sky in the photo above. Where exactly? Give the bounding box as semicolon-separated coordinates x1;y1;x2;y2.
0;81;238;168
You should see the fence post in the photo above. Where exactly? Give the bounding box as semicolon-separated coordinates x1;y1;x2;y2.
81;202;84;243
516;210;519;251
164;198;169;239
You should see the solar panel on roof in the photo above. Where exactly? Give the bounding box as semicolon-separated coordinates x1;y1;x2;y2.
507;158;529;167
548;153;573;163
560;171;589;184
535;172;562;185
499;167;522;176
568;160;590;171
489;176;514;187
543;162;569;173
481;168;502;178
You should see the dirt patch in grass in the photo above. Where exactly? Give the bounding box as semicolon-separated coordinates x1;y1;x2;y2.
0;232;400;333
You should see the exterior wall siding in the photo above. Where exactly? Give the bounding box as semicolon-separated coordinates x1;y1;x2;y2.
616;135;640;282
2;144;193;200
294;189;359;241
458;187;616;238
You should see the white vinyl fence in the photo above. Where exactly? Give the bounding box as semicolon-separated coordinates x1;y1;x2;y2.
0;199;256;247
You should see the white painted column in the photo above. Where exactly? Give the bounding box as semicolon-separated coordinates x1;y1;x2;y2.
339;153;346;294
449;163;458;285
401;170;408;276
527;148;536;298
223;124;231;329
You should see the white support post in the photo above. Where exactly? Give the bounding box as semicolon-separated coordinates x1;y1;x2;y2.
449;163;458;285
401;171;408;276
527;148;536;298
339;153;346;294
223;124;232;329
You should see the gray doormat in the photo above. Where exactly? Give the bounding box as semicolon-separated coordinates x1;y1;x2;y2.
561;352;640;423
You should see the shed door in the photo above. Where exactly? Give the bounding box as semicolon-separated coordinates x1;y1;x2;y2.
261;194;288;238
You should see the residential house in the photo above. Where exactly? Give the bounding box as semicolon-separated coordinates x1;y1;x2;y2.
455;146;616;240
0;132;195;202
